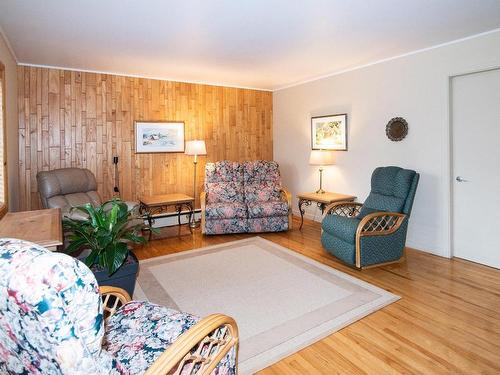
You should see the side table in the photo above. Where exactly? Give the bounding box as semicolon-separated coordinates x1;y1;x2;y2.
139;194;195;238
297;192;356;230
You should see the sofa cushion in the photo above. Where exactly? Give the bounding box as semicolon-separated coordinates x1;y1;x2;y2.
204;218;249;234
205;161;245;203
206;182;245;203
244;181;281;202
205;161;243;183
248;216;288;233
104;301;200;375
243;161;282;202
206;202;247;219
322;215;360;244
247;201;289;218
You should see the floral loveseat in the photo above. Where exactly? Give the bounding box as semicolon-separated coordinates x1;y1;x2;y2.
0;238;238;374
201;160;292;235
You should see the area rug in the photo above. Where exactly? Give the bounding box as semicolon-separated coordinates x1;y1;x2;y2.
134;237;399;374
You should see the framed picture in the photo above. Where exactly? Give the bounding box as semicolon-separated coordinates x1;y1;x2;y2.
311;114;348;151
135;121;185;153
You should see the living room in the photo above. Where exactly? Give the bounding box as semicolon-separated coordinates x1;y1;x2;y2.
0;1;499;374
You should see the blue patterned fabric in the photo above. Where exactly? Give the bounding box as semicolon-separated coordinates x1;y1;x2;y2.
321;166;419;268
322;215;360;244
0;239;237;374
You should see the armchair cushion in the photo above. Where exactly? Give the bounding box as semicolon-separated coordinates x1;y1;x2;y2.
104;301;199;375
322;215;360;244
247;201;289;218
206;202;247;219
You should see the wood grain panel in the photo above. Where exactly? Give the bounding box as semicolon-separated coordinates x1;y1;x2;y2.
18;67;273;210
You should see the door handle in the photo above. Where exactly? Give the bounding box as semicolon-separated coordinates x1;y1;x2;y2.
455;176;469;182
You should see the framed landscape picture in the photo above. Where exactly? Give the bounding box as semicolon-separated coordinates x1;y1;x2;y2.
311;114;348;151
135;121;185;153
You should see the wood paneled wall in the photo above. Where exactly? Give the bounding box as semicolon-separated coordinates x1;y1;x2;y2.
17;67;273;210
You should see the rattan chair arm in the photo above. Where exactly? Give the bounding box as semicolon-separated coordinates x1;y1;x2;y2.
144;314;239;375
324;201;363;218
280;187;293;230
100;286;132;319
356;211;406;237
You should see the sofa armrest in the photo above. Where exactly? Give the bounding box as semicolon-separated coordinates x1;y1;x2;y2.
145;314;239;375
324;201;363;218
280;188;292;230
200;191;207;234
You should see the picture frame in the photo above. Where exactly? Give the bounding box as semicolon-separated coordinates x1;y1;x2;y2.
134;121;185;153
311;114;348;151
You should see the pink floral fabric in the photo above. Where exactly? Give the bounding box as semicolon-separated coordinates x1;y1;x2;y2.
206;202;247;219
243;161;282;203
248;217;289;233
247;201;289;219
205;162;245;204
0;239;236;375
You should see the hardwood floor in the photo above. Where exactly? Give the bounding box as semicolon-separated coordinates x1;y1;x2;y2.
134;216;500;375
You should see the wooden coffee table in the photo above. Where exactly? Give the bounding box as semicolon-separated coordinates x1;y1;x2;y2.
297;191;356;230
139;194;195;236
0;208;63;251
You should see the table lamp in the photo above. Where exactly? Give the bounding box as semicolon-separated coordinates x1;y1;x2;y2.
185;140;207;228
309;150;335;194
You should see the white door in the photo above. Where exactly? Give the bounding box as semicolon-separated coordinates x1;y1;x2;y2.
451;68;500;268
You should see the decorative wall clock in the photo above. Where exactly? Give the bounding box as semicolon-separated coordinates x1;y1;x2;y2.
386;117;408;141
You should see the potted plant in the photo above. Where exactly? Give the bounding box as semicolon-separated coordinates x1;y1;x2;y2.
63;198;152;296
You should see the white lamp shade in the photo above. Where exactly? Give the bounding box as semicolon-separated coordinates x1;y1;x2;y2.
309;150;335;166
185;140;207;156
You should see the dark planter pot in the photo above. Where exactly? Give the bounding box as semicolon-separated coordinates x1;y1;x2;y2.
90;251;139;297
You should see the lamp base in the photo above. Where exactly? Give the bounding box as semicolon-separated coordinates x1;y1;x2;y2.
189;220;200;229
315;188;326;194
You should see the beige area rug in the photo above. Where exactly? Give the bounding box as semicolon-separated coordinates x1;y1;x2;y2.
134;237;399;374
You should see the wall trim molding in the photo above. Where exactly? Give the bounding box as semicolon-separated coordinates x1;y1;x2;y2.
16;62;273;92
0;24;18;63
274;27;500;91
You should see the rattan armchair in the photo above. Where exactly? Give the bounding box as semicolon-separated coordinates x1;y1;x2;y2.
101;286;238;375
321;167;419;269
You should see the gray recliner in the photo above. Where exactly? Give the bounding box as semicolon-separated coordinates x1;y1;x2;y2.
37;168;139;220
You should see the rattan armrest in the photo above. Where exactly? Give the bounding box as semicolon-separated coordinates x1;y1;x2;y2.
144;314;239;375
324;201;363;218
200;191;207;234
356;211;406;237
280;187;293;230
100;286;132;319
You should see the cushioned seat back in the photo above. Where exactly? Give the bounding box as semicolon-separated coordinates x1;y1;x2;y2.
359;166;419;217
243;161;282;202
0;239;106;373
37;168;102;209
205;161;244;203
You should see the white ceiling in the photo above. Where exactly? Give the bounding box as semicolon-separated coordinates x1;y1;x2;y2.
1;0;500;90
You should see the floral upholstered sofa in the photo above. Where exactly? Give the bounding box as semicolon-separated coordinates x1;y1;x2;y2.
0;238;238;374
201;160;292;235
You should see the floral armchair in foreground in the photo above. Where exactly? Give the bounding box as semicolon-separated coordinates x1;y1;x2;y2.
0;238;238;375
201;160;292;235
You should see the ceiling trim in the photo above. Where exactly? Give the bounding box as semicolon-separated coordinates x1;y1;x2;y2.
0;23;18;62
274;27;500;91
16;62;273;92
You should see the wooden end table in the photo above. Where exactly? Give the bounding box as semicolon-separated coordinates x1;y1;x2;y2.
297;192;356;230
0;208;63;251
139;194;195;237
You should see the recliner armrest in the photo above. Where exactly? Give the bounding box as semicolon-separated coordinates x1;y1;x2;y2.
324;201;363;218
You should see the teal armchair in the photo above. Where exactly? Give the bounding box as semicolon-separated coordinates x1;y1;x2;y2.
321;166;419;269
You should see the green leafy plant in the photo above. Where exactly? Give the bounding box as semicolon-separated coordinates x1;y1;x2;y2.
63;198;151;275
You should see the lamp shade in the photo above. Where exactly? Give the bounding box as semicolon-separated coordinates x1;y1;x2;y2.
309;150;335;166
185;140;207;156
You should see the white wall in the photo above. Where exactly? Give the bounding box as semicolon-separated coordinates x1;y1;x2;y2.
0;32;19;211
273;31;500;257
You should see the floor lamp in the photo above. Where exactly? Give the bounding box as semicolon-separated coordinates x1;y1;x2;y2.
185;140;207;228
309;150;335;194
